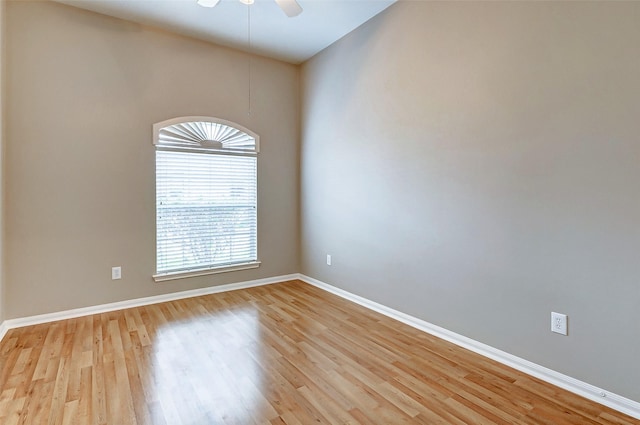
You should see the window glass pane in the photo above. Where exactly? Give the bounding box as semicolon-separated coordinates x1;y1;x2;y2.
156;150;257;273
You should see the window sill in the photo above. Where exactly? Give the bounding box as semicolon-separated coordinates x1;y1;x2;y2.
153;261;261;283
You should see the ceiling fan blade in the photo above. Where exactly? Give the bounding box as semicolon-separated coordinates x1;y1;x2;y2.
197;0;220;7
274;0;302;17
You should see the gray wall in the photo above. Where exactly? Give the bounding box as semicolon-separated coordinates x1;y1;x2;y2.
301;1;640;402
5;1;299;318
0;0;5;321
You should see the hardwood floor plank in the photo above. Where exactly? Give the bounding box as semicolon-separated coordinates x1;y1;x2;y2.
0;280;637;424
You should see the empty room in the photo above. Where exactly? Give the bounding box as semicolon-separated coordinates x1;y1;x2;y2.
0;0;639;423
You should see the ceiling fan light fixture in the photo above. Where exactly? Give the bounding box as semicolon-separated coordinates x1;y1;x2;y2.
197;0;220;7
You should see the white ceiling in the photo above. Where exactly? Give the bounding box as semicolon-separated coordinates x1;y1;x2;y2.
54;0;396;64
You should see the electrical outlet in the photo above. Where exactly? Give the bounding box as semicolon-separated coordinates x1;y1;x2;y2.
551;312;567;335
326;254;332;266
112;266;122;280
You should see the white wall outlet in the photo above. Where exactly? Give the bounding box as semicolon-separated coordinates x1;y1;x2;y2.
326;254;332;266
112;266;122;280
551;312;567;335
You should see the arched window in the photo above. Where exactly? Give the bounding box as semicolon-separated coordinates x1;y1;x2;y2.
152;117;259;281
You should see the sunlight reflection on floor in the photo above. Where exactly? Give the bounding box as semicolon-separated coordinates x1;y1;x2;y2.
150;306;268;424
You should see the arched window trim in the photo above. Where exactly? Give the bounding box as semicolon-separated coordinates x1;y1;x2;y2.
153;116;260;154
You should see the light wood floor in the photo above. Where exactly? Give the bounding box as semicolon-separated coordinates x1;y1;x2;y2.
0;280;637;425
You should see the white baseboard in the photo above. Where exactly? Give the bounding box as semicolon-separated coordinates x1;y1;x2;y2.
298;274;640;420
0;273;298;341
0;321;8;344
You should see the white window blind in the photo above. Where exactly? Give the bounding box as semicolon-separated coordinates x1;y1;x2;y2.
153;117;259;278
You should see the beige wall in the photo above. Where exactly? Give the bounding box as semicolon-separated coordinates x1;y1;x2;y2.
0;0;5;321
301;1;640;402
5;1;300;318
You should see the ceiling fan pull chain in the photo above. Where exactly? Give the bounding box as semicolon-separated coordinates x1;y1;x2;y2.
247;3;252;118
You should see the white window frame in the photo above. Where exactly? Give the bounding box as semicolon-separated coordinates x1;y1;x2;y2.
152;116;260;282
